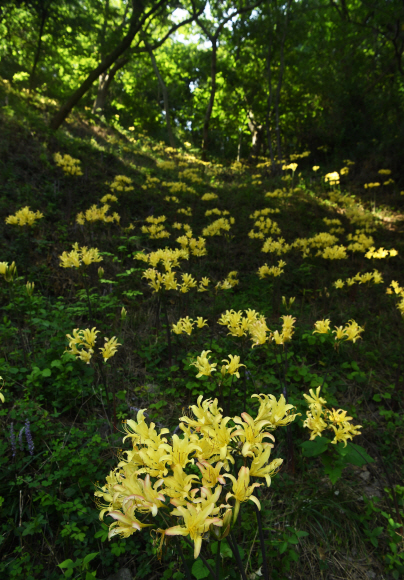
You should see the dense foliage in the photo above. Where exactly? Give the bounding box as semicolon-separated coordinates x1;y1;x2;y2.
1;2;404;579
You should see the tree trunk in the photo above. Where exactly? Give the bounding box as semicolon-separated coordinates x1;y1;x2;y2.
202;38;217;159
246;112;263;160
92;56;129;114
146;44;176;148
50;0;146;131
50;0;201;131
29;7;48;92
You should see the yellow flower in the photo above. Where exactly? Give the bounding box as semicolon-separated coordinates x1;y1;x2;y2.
249;444;283;486
190;351;217;378
221;355;245;378
100;337;121;362
343;319;364;343
195;317;208;329
303;386;327;411
324;172;340;185
225;466;261;522
196;461;226;488
232;412;274;457
252;393;299;428
330;422;362;447
303;407;328;439
312;166;320;171
6;206;44;226
107;501;152;539
160;434;202;469
59;244;103;268
313;319;331;334
165;502;222;558
334;279;345;289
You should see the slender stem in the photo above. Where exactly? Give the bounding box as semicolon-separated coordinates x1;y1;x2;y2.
176;539;192;580
215;540;221;579
162;296;173;366
226;374;235;417
254;503;270;580
82;272;93;323
182;537;218;580
228;532;248;580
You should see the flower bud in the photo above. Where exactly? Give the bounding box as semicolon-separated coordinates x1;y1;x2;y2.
5;261;17;283
121;307;127;321
98;267;105;279
26;281;35;296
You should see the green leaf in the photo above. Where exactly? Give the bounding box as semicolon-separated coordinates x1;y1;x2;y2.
59;559;75;569
301;437;330;457
42;368;52;377
343;443;374;467
83;552;99;567
191;558;214;579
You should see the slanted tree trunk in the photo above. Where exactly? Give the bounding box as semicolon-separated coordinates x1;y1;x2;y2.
50;0;146;131
146;43;176;148
29;4;48;92
201;38;217;158
92;56;129;114
50;0;202;131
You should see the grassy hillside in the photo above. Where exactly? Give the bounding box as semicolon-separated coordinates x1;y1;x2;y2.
1;80;404;580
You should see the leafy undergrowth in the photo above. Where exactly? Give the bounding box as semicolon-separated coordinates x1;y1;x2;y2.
1;84;404;580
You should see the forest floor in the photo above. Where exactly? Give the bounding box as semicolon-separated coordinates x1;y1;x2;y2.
1;81;404;580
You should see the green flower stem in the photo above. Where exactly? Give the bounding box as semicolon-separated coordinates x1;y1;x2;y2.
254;502;270;580
182;537;218;580
176;539;192;580
162;295;173;367
228;532;248;580
215;540;221;579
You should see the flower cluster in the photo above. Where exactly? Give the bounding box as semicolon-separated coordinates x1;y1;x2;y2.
5;206;44;227
265;188;292;199
323;217;344;235
215;271;239;291
205;208;230;217
313;318;364;343
202;217;234;237
66;327;121;364
282;163;298;172
386;281;404;317
59;243;103;268
333;270;383;288
95;394;298;557
100;194;118;204
110;175;134;192
324;172;340;185
346;233;374;253
201;193;219;201
248;217;281;239
320;245;347;260
176;233;207;257
257;260;286;279
261;237;291;255
303;387;362;446
142;176;161;190
365;247;398;259
54;153;83;176
76;204;120;225
142;215;170;239
0;261;17;282
172;317;208;335
250;208;280;218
